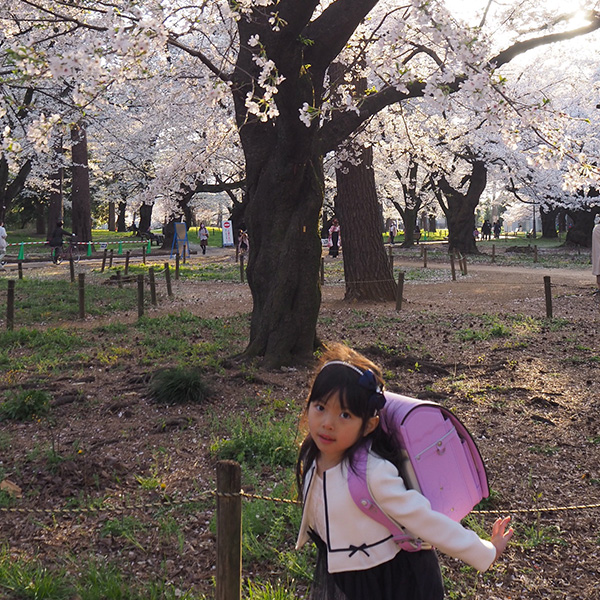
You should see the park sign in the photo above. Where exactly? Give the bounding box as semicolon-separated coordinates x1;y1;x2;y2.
222;220;234;247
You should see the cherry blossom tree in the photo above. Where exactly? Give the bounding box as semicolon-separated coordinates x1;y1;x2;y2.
2;1;600;366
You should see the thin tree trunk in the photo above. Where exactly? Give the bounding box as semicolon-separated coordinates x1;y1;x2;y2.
71;122;92;243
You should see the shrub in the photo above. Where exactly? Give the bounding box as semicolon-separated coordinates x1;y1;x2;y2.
149;367;211;405
0;389;51;421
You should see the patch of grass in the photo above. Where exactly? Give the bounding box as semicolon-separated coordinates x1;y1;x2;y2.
100;516;147;551
243;579;300;600
0;389;51;421
149;366;212;404
0;548;72;599
211;411;299;468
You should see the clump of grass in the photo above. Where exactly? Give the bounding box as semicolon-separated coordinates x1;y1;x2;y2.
0;389;51;421
211;412;298;467
149;367;211;404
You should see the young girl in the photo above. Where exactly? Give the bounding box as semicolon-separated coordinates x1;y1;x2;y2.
296;344;513;600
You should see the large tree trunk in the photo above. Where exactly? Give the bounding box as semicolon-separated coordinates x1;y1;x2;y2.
242;149;324;367
540;204;559;239
70;122;92;243
0;155;32;223
565;209;596;247
116;201;127;232
336;145;396;301
139;202;153;234
437;160;487;255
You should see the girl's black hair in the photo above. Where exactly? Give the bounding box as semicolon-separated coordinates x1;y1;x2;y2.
295;344;400;498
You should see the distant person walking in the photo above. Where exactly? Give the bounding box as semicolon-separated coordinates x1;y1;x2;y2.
0;220;7;269
592;214;600;295
389;221;398;245
198;222;209;255
328;218;341;257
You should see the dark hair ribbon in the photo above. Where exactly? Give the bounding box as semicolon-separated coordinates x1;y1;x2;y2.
358;369;386;411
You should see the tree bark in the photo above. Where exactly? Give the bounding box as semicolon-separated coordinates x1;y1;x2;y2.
0;155;32;223
436;161;487;255
116;201;127;232
336;145;396;301
540;204;559;239
70;122;92;243
139;202;153;234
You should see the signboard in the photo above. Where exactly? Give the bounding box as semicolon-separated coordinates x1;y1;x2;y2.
100;242;108;250
170;222;191;258
222;220;235;247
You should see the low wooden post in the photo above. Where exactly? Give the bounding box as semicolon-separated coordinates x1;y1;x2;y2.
423;247;428;269
320;258;325;286
125;251;131;276
142;245;147;265
450;252;456;281
6;280;15;331
18;262;23;280
116;270;122;289
101;249;108;272
240;254;245;283
69;256;75;283
164;262;173;297
137;274;144;318
395;271;405;311
78;273;85;319
216;461;242;600
109;249;114;268
491;244;496;263
175;253;180;280
149;267;157;306
182;245;187;264
544;275;553;318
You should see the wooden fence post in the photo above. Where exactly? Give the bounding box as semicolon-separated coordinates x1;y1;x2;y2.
395;271;405;312
164;262;173;297
78;273;85;319
101;249;108;272
175;253;180;280
125;251;131;276
137;274;144;318
18;262;23;280
6;280;15;331
491;244;496;263
216;460;242;600
423;247;428;269
109;249;114;268
142;245;147;265
149;267;157;306
544;276;553;318
117;270;122;289
69;256;75;283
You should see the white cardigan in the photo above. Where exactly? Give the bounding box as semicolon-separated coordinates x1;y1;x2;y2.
296;451;496;574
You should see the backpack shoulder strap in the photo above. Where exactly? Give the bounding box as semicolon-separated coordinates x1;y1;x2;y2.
348;443;422;551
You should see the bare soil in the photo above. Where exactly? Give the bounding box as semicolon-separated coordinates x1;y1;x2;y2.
1;245;600;599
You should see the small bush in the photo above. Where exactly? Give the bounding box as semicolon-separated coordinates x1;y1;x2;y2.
149;367;211;405
0;389;51;421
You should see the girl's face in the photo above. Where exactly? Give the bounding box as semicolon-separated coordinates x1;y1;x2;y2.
308;392;378;471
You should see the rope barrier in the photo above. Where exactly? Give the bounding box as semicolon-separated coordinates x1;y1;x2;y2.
3;489;598;517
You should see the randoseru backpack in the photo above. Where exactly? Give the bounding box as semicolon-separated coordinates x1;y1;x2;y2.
348;391;489;551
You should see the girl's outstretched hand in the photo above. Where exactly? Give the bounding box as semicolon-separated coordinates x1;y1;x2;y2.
491;516;514;561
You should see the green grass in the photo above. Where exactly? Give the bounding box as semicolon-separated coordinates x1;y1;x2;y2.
210;411;300;468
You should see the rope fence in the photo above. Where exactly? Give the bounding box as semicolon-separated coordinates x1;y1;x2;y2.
2;460;600;600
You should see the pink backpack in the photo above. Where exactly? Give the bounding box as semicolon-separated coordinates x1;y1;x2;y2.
348;391;489;551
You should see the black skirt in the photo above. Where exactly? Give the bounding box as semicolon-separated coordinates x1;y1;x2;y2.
309;534;444;600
